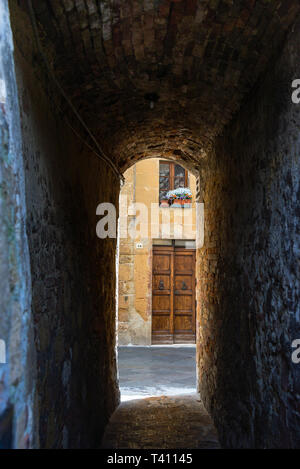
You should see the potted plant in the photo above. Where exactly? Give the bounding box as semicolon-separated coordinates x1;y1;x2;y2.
166;188;192;207
160;197;170;208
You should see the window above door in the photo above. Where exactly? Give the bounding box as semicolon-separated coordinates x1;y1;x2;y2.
159;161;188;205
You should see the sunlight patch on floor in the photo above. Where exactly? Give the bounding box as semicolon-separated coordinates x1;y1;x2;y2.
120;386;197;402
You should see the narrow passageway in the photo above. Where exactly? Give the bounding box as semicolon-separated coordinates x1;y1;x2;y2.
1;0;300;449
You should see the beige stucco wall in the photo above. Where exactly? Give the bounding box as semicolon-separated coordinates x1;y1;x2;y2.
118;159;197;345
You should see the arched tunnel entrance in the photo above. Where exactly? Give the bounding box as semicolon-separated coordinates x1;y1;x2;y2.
116;156;199;394
0;0;300;449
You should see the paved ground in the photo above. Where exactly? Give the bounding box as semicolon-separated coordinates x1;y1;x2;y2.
118;346;197;401
101;346;220;449
101;394;220;449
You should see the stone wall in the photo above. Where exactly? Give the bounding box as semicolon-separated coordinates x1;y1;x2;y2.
6;1;120;448
118;165;137;344
197;22;300;448
0;0;34;449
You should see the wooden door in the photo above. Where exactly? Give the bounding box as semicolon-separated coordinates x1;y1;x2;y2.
152;245;196;344
173;248;196;343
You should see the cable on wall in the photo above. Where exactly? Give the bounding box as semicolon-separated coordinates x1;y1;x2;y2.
27;0;125;185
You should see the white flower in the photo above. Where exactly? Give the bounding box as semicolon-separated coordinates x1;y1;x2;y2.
166;187;192;199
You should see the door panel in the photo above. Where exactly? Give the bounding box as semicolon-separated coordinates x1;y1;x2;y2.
153;274;171;291
173;248;195;343
174;315;193;331
174;295;193;312
174;275;193;291
152;247;174;344
152;295;170;312
154;253;171;272
152;316;170;332
152;245;195;344
174;254;194;273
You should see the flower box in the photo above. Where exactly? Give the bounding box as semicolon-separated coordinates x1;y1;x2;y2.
166;188;192;207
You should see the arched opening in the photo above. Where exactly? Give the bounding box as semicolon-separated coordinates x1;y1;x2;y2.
116;157;199;402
